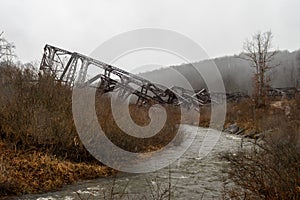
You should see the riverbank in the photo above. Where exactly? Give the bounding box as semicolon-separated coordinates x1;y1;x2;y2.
190;95;300;139
9;126;247;200
0;65;179;198
0;65;115;197
0;145;115;197
222;97;300;138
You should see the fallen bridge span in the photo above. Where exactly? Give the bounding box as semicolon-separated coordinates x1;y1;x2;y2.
39;44;212;111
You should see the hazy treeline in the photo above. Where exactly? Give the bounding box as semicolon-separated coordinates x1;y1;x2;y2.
140;50;300;95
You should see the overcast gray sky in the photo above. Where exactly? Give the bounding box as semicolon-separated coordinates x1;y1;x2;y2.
1;0;300;67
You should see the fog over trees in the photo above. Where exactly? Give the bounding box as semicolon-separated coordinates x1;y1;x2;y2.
139;49;300;95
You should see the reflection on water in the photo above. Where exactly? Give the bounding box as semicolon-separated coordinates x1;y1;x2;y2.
18;126;251;200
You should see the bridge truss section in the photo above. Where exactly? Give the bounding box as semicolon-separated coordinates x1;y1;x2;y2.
40;44;211;111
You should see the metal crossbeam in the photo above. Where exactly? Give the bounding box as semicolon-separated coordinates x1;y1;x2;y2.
0;32;16;62
39;44;209;111
266;87;298;99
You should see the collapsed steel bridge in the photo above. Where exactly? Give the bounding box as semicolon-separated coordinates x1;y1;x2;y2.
39;44;213;111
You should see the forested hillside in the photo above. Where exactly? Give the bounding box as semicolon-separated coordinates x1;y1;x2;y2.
140;50;300;94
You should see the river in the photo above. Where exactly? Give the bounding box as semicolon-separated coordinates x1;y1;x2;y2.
17;125;251;200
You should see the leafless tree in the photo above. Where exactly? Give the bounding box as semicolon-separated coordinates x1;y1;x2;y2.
242;31;278;107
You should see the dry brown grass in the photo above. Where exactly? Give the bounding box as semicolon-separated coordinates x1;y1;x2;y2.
197;95;300;135
95;89;181;153
0;148;114;196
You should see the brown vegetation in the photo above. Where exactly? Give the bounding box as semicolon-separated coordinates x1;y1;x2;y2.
226;96;300;134
222;125;300;199
95;92;181;153
0;64;113;196
0;65;92;162
0;148;113;196
220;96;300;199
0;63;180;196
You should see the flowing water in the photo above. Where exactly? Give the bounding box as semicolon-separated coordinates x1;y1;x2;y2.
16;126;251;200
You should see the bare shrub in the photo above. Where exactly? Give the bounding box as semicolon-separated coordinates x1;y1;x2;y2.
0;65;93;161
222;125;300;199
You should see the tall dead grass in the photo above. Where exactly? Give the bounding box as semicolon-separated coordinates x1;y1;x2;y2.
0;64;181;160
0;65;92;162
95;91;181;153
